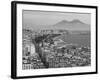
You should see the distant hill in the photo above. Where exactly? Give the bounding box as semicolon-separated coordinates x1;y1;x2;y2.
53;19;90;31
23;19;90;31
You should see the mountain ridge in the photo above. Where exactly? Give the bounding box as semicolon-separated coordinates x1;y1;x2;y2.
53;19;90;31
23;19;90;31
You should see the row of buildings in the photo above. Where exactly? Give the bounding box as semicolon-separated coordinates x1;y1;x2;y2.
22;29;45;69
39;36;91;68
22;29;91;69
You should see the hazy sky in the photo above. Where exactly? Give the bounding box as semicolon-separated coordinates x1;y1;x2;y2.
23;10;91;28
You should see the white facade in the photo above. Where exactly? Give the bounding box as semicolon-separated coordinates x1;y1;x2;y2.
30;43;36;55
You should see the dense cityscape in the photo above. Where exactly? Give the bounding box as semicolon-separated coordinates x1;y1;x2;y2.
22;29;91;70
